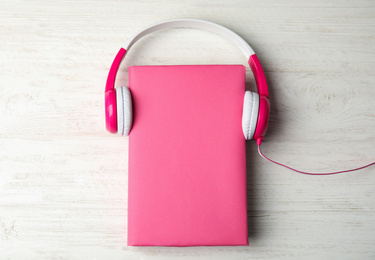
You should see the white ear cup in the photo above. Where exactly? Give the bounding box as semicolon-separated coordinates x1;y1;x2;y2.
242;91;259;140
116;87;133;136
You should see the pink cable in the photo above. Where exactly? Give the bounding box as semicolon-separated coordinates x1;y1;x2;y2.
257;144;375;176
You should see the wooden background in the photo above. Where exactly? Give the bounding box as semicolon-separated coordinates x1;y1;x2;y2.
1;0;374;259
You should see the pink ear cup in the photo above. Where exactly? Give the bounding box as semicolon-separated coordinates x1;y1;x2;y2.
249;54;270;141
105;48;127;134
105;89;117;133
253;95;270;140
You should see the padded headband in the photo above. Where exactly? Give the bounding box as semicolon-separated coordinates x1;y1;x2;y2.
124;19;255;59
105;19;269;98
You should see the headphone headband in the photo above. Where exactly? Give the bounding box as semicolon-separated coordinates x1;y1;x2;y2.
124;19;255;59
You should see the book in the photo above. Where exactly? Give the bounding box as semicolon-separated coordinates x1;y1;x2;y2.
127;65;248;246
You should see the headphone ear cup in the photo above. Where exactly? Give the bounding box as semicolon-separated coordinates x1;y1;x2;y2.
116;87;133;136
242;91;259;140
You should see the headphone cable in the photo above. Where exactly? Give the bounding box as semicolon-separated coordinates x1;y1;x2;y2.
257;143;375;176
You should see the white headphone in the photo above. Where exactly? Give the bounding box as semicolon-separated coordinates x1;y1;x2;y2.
105;19;270;142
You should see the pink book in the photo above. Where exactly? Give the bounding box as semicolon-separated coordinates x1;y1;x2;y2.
127;65;248;246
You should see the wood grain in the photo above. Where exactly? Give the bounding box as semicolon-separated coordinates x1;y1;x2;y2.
0;0;374;259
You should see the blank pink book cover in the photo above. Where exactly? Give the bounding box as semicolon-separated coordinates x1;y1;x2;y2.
128;65;248;246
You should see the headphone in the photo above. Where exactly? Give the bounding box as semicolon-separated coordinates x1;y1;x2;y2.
105;19;374;175
105;19;270;144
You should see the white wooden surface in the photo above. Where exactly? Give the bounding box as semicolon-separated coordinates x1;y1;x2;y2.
1;1;374;259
